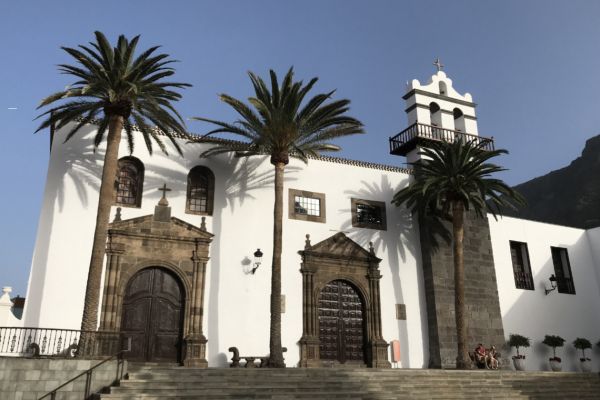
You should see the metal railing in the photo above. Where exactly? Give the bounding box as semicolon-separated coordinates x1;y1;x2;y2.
513;271;534;290
39;338;130;400
389;122;495;154
0;327;122;358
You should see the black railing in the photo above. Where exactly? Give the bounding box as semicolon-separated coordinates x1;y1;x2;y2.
513;271;534;290
0;327;122;358
389;122;495;155
40;339;130;400
557;277;576;295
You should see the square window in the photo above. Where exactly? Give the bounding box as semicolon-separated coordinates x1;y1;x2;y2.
351;198;387;230
509;241;534;290
289;189;326;223
551;247;575;295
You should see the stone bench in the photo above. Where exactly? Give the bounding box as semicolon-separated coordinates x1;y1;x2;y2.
228;346;287;368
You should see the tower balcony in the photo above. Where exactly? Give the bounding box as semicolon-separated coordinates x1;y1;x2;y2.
389;122;495;156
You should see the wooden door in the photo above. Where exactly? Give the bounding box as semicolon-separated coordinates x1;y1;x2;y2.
318;280;365;363
121;267;184;362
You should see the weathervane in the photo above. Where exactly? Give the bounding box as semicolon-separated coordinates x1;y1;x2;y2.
433;57;444;72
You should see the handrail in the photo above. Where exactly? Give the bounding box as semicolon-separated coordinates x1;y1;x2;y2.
38;337;131;400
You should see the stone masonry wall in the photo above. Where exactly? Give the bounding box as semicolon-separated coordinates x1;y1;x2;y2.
419;211;505;368
0;358;126;400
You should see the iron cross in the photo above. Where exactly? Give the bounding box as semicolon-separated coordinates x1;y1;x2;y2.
158;183;171;200
433;57;444;72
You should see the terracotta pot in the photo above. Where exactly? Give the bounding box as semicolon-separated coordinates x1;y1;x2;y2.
512;357;526;371
549;360;562;371
580;360;592;372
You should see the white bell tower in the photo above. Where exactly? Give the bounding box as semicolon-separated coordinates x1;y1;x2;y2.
390;59;492;164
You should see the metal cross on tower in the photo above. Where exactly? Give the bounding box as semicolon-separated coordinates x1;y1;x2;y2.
433;57;444;72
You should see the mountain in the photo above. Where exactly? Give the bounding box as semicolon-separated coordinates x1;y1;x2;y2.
503;134;600;229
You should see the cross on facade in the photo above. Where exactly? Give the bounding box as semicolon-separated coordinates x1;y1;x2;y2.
158;183;171;199
433;57;444;72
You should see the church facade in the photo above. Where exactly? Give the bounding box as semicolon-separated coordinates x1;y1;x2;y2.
16;71;600;371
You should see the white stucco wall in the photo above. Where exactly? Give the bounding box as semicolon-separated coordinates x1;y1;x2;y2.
489;216;600;372
24;124;429;368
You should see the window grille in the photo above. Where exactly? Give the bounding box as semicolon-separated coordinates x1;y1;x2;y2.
509;241;534;290
186;166;215;215
115;157;144;207
551;247;575;294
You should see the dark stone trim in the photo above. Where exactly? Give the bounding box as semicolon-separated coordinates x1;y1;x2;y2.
351;198;387;231
289;188;327;223
403;89;477;107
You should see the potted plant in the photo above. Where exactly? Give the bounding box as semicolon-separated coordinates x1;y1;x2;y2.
542;335;566;371
573;338;592;372
507;334;530;371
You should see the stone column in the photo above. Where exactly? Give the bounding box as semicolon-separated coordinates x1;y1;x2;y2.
299;260;320;368
99;240;124;331
184;247;208;367
367;263;391;368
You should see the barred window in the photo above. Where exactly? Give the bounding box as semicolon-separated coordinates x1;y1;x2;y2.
551;247;575;295
351;198;386;230
186;166;215;215
509;241;534;290
115;157;144;207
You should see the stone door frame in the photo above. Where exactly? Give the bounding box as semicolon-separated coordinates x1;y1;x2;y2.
98;211;213;367
298;233;390;368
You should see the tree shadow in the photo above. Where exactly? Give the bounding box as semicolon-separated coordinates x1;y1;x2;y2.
338;174;425;367
24;125;103;326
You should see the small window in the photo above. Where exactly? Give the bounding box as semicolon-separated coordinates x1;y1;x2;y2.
551;247;575;294
351;198;387;230
186;166;215;215
509;241;534;290
115;157;144;207
289;189;326;223
453;108;466;132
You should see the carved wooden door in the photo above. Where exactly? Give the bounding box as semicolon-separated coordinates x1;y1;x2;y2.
121;267;184;362
318;280;365;363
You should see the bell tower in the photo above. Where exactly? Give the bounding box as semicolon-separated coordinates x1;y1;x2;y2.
392;61;506;368
390;59;492;164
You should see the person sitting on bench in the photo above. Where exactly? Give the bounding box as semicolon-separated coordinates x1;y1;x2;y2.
474;343;486;367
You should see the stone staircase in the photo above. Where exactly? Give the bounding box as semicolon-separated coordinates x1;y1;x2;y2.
99;364;600;400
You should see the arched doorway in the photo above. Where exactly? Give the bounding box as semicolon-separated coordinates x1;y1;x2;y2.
318;280;366;364
121;267;184;362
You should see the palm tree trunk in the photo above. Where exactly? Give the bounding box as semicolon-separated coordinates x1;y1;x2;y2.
268;162;285;367
452;201;470;369
80;115;123;332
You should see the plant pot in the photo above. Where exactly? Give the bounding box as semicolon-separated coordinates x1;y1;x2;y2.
580;360;592;372
549;360;562;371
512;358;526;371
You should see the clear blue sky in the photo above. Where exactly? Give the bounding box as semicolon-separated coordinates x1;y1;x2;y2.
1;0;600;296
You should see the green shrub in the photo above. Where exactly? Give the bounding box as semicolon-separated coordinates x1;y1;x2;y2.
507;334;531;358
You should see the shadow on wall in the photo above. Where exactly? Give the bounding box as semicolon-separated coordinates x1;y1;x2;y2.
24;126;104;326
501;233;600;372
339;174;424;367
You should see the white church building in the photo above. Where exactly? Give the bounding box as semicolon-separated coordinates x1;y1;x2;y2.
6;70;600;372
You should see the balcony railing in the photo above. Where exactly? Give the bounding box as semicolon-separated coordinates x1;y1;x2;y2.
513;270;534;290
0;327;123;358
557;277;576;295
389;122;495;156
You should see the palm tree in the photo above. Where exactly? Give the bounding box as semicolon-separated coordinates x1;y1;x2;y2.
36;31;190;332
193;68;364;367
392;139;525;369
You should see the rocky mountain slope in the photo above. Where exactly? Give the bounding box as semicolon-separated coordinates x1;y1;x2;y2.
503;134;600;229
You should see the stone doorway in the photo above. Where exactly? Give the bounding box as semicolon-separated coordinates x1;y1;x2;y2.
298;232;390;368
318;280;366;364
121;267;184;362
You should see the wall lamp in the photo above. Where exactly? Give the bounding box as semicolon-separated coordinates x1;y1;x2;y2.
251;248;263;274
545;274;558;295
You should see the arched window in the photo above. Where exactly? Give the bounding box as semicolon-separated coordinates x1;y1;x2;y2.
186;166;215;215
115;157;144;207
453;108;466;132
429;102;442;127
